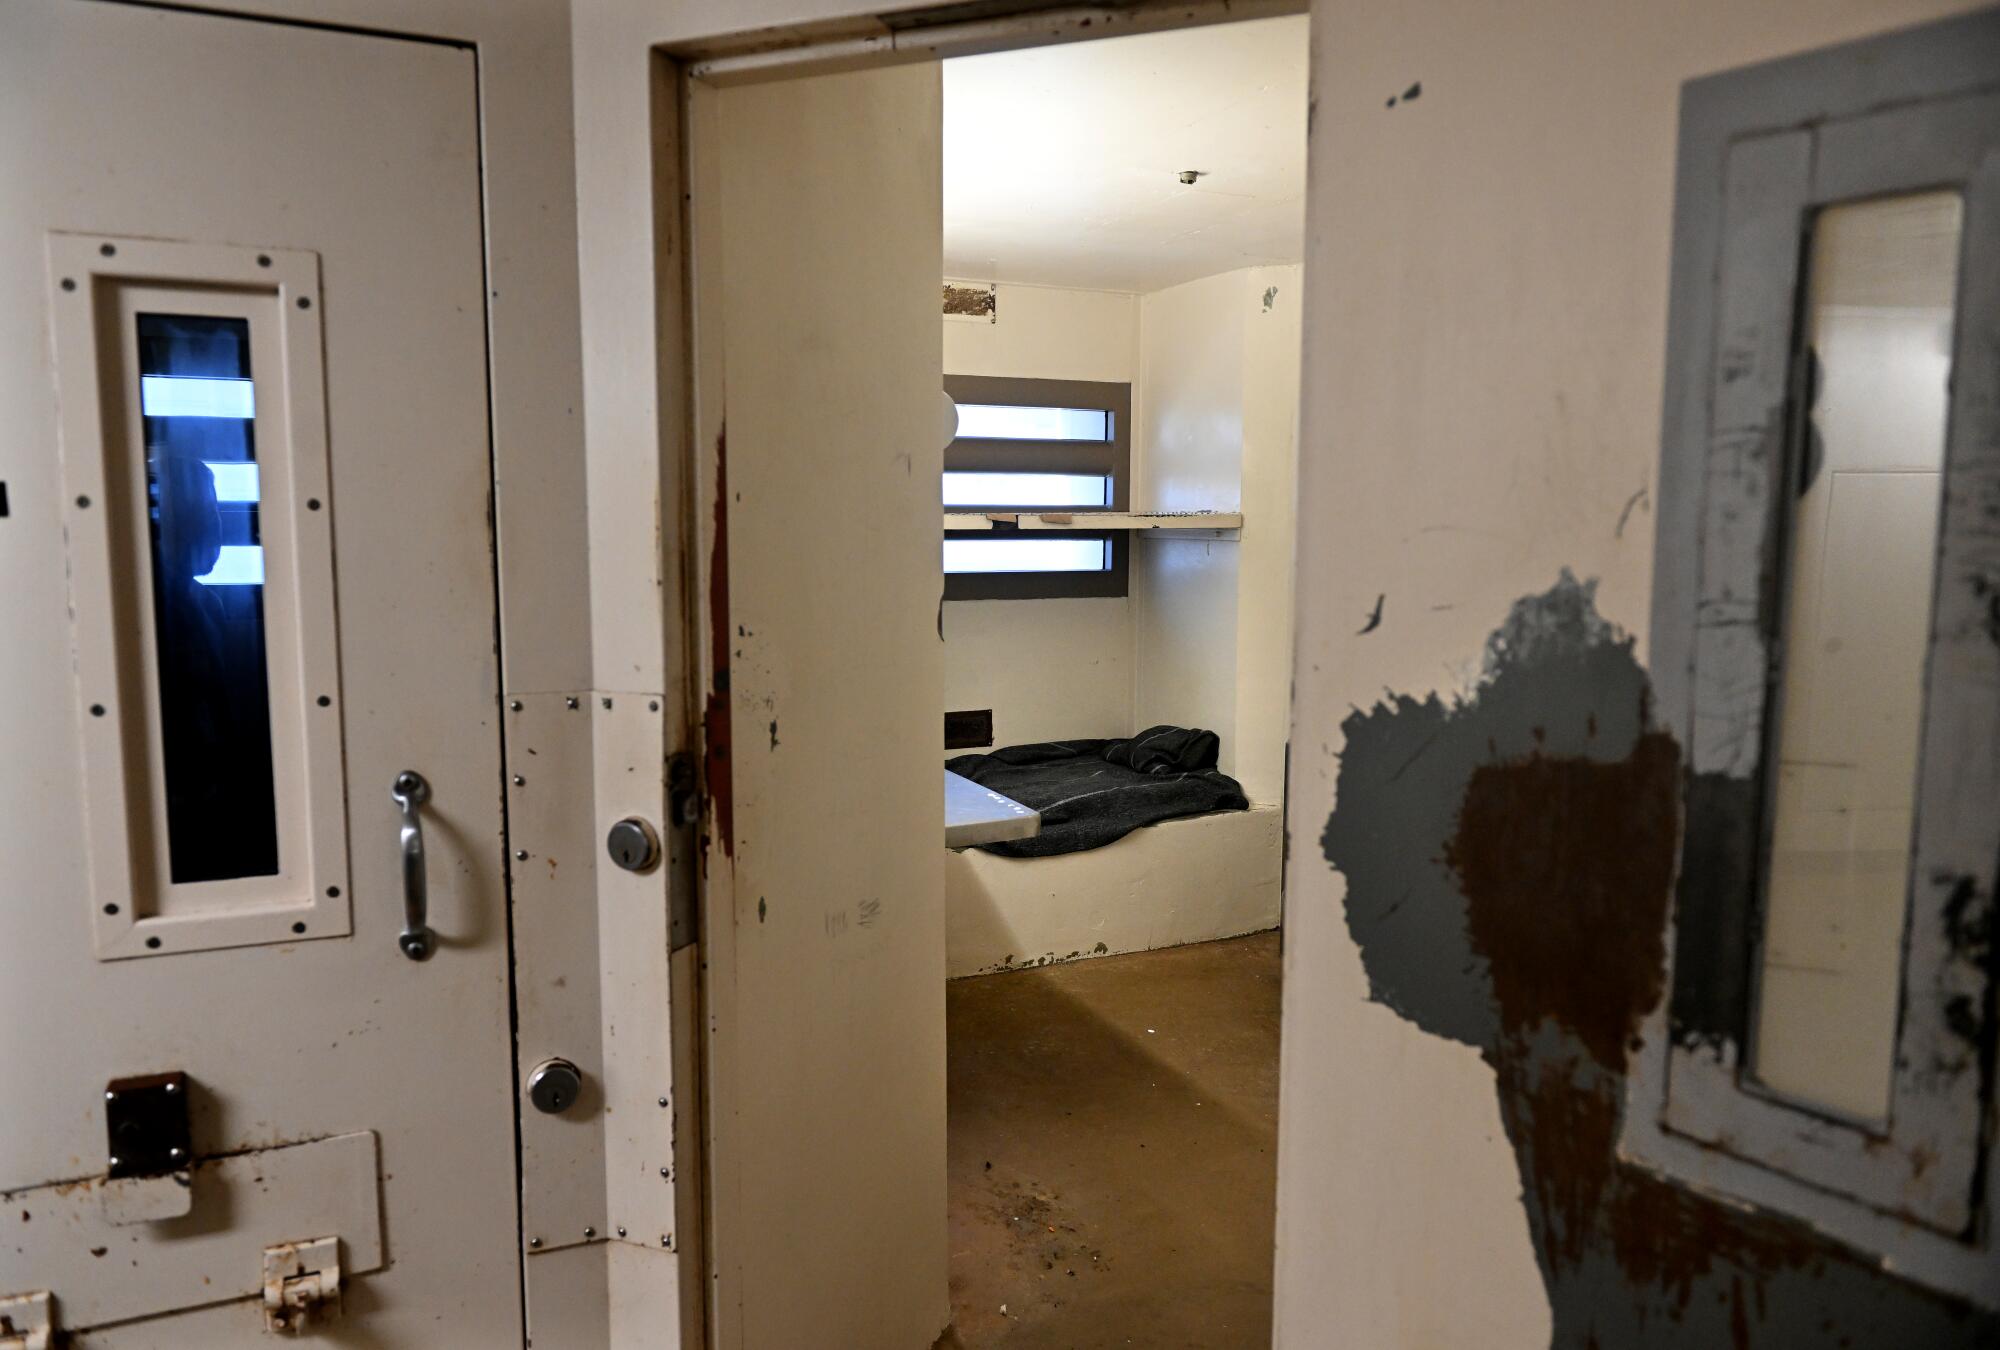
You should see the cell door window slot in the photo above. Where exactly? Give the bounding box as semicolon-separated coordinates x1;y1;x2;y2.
138;314;280;885
48;234;351;958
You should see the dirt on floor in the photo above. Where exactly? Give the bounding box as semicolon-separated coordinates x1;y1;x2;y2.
939;931;1282;1349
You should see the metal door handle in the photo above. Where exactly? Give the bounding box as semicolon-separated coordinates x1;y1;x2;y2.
391;770;435;961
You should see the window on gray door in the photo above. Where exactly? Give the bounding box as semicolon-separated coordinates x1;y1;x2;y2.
1633;9;1999;1304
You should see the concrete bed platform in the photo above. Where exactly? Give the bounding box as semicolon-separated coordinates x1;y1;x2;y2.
946;804;1282;978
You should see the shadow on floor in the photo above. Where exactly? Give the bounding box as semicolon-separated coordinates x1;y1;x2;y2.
941;931;1282;1349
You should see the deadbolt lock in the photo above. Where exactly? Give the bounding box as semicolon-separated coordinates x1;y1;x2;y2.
526;1058;583;1116
606;817;661;873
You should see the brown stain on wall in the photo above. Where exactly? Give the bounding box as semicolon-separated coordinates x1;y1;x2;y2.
1459;731;1989;1343
1450;734;1827;1319
703;424;734;860
1327;574;1998;1346
1449;734;1677;1074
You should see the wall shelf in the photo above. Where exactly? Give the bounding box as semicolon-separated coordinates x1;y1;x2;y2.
943;510;1242;532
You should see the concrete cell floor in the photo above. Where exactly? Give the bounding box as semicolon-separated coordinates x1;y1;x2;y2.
940;930;1282;1349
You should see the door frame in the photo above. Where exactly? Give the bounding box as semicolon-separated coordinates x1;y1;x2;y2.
655;3;1306;1343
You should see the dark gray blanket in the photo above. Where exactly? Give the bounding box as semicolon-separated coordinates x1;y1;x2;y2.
947;725;1249;858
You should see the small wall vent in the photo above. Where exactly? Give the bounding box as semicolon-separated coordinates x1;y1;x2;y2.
945;709;994;749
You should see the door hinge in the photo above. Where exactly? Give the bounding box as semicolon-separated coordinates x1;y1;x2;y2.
667;752;700;952
0;1291;54;1350
263;1237;343;1334
666;752;701;830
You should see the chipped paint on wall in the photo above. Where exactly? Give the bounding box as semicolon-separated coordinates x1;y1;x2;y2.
943;280;997;319
1323;570;1997;1347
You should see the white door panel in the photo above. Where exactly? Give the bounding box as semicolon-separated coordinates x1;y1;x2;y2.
1;3;519;1342
687;63;949;1348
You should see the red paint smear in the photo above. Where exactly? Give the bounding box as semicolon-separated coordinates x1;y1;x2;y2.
703;424;734;862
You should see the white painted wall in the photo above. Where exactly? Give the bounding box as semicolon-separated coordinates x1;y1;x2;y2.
1134;532;1241;764
1132;264;1300;804
943;282;1138;748
1273;3;1989;1346
943;598;1132;748
943;280;1137;384
1135;271;1248;513
1237;264;1303;807
1131;271;1245;792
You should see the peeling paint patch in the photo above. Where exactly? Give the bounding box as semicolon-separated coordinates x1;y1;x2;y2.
1323;570;1998;1346
1938;872;1997;1075
943;280;996;319
965;941;1116;978
1262;286;1279;312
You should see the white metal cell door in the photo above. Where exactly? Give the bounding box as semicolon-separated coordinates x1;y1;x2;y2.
0;3;522;1343
687;63;950;1349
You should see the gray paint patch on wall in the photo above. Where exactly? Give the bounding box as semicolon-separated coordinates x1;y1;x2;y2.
1321;570;1995;1347
1324;571;1643;1051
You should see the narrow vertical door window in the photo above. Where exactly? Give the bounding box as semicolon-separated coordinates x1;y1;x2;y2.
137;313;280;882
1750;192;1962;1121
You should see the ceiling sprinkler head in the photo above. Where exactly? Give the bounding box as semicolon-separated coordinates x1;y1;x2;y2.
1178;170;1202;186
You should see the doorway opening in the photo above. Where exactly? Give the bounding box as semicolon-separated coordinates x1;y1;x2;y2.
934;17;1305;1344
676;7;1308;1345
